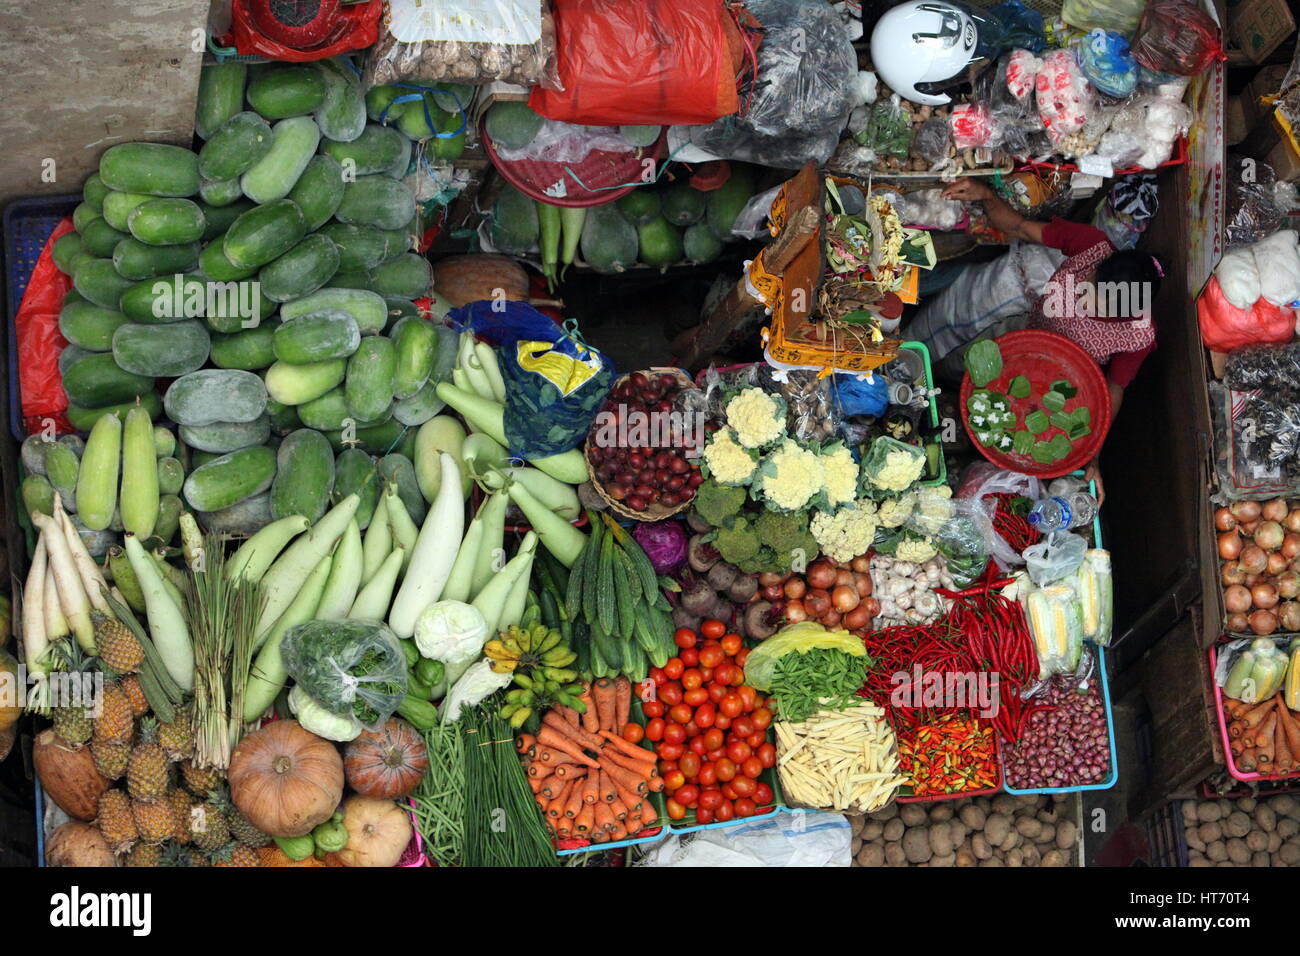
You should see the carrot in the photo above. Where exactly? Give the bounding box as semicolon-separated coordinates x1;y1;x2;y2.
1258;711;1278;764
558;704;580;728
593;678;617;732
539;775;565;800
579;685;599;732
1230;738;1245;757
543;710;604;751
599;729;655;762
602;745;659;779
598;757;649;795
639;799;658;828
554;763;586;781
609;792;630;820
515;733;536;755
1274;697;1300;756
593;800;616;835
614;676;631;732
547;780;573;819
537;725;600;767
1277;712;1295;771
1243;698;1276;729
613;777;644;810
1239;748;1258;772
564;779;586;819
535;745;580;765
1229;720;1247;739
575;803;594;834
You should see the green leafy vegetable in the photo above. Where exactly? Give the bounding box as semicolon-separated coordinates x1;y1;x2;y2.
1008;376;1031;399
1041;390;1066;413
1025;410;1049;434
1050;379;1078;399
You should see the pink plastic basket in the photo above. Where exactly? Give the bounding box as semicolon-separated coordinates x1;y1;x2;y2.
399;799;429;867
1209;643;1300;784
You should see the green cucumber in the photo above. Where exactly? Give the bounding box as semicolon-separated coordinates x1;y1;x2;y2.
80;218;131;258
265;399;301;434
210;323;278;370
73;202;102;234
164;369;267;426
321;123;408;175
112;237;200;281
195;62;248;140
345;336;396;422
258;234;340;302
62;352;153;407
264;358;347;406
58;301;130;351
111;321;210;377
280;287;387;335
240;117;321;204
44;443;80;505
83;173;111;212
390;316;437;400
199;236;258;281
223;198;308;269
272;310;360;364
199;176;244;207
98;143;200;198
52;233;85;275
198;199;255;241
76;410;122;531
333;448;381;530
178;417;271;454
247;66;327;120
101;192;154;232
286;156;346;230
198;112;274;182
271;429;335;523
73;259;136;310
299;388;380;432
334;175;415;231
183;445;278;513
368;253;430;298
313;59;367;143
157;458;185;496
65;393;162;433
316;222;391;273
204;281;275;333
119;274;207;323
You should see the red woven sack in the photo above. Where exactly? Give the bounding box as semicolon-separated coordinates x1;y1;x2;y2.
1197;275;1295;353
16;218;73;435
529;0;740;126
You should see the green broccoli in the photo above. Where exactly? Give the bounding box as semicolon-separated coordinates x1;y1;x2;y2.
692;479;747;529
753;510;820;572
712;516;761;566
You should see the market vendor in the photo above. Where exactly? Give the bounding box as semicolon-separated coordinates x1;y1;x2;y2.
906;177;1164;502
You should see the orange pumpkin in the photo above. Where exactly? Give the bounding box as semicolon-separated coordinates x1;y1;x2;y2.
431;254;529;308
344;718;429;799
228;720;344;838
337;795;412;867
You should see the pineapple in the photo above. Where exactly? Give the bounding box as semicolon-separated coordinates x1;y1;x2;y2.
216;787;270;847
189;796;230;852
161;843;209;868
132;795;176;845
157;708;194;762
93;612;143;674
124;841;163;867
180;759;221;796
126;718;169;804
95;789;137;854
91;738;132;781
168;788;195;845
51;704;93;748
92;681;134;744
119;674;150;718
211;842;261;867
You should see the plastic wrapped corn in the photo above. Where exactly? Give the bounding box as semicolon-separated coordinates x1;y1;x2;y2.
1022;581;1084;679
1074;549;1113;646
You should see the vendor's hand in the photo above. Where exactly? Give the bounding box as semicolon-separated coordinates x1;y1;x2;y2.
1083;458;1105;509
941;178;993;203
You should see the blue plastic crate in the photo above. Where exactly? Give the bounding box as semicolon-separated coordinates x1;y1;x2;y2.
4;194;80;441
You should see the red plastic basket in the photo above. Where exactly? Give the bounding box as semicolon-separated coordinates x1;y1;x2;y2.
1017;134;1188;177
1209;640;1300;784
219;0;380;62
959;329;1112;479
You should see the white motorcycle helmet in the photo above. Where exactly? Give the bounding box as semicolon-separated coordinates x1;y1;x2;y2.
871;2;989;106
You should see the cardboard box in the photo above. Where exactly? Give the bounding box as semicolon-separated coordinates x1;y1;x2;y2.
1242;63;1291;129
1229;0;1296;64
1227;93;1249;144
1265;126;1300;180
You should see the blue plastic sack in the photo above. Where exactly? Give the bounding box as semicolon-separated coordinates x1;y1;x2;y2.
831;372;889;418
450;302;615;460
987;1;1046;55
1077;30;1139;99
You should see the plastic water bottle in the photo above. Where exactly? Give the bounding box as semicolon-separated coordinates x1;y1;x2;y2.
1027;493;1097;532
1047;476;1085;498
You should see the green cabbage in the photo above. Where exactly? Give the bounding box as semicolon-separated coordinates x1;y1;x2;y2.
742;621;867;691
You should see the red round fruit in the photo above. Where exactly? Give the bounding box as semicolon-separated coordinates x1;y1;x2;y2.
715;800;735;822
689;737;708;756
702;729;724;752
751;707;772;730
737;686;758;711
742;756;764;779
622;723;645;744
695;806;715;824
757;743;777;768
721;633;743;656
675;784;700;808
699;646;725;669
663;659;684;680
657;742;684;761
720;694;744;719
663;723;687;745
695;703;716;729
674;628;698;649
735;798;757;818
680;648;700;667
731;775;757;798
755;783;774;805
732;715;755;738
666;798;686;821
715;757;737;782
708;683;728;704
727;741;752;764
642;700;665;719
659;684;683;706
644;718;665;742
700;620;726;639
698;789;723;811
683;687;708;708
663;770;686;792
682;669;703;691
679;753;701;779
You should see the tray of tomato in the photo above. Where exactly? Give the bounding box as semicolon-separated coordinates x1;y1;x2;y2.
636;619;783;833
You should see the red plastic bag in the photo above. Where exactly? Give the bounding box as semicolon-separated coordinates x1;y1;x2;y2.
1130;0;1225;77
1197;275;1295;353
223;0;380;62
16;218;74;435
529;0;741;126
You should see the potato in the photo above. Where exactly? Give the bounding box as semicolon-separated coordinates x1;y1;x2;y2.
1246;829;1268;853
1256;805;1278;832
1037;808;1059;825
949;821;968;846
1040;850;1067;867
1206;841;1228;862
1006;847;1024;867
857;843;886;867
1197;802;1223;823
929;822;953;856
1038;824;1056;847
929;803;953;823
972;833;992;860
1016;793;1042;808
851;815;866;837
984;813;1011;846
1280;840;1300;865
1015;817;1043;840
991;795;1016;816
1269;832;1283;853
875;803;899;820
900;804;929;826
884;842;907;866
1238;796;1257;813
1226;838;1250;865
884;817;905;842
1272;795;1297;817
1197;822;1223;844
1056;821;1077;850
1000;831;1019;852
1216;860;1237;867
930;852;956;867
863;820;884;841
1277;817;1298;840
1182;803;1199;825
974;796;992;813
1224;811;1251;839
979;856;1004;866
1251;850;1271;868
851;836;863;856
1021;845;1041;867
1185;826;1206;852
1190;856;1213;867
960;805;986;830
902;828;933;863
956;848;977;867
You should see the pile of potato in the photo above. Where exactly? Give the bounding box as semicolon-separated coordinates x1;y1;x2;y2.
1184;794;1300;866
849;793;1077;867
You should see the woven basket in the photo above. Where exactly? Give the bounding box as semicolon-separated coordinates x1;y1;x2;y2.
585;367;698;523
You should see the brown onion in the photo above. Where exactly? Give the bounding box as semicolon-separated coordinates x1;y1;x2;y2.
1227;612;1250;632
1239;545;1268;574
1283;534;1300;560
834;569;855;588
850;555;871;573
843;605;872;630
783;577;807;600
784;600;807;623
820;610;842;628
1282;601;1300;632
1264;498;1290;522
1241;520;1260;536
1269;551;1291;576
762;584;783;602
805;560;836;590
1279;571;1300;599
1245;573;1263;587
1250;609;1279;635
1255;521;1286;552
1224;584;1253;614
758;572;784;587
854;572;873;598
1218;531;1243;560
1252;583;1280;610
1223;561;1248;587
1231;500;1263;522
862;597;881;619
1215;507;1238;531
831;585;861;612
1286;509;1300;534
804;589;831;618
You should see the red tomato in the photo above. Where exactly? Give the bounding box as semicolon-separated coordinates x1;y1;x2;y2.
721;782;738;800
698;666;713;683
707;747;726;762
720;694;744;719
695;806;714;825
720;633;743;656
731;775;757;798
622;723;645;744
715;757;737;782
642;700;665;719
712;663;736;686
663;722;687;745
649;667;668;687
727;740;752;764
708;682;728;704
697;762;718;787
697;789;723;811
757;743;777;768
659;683;683;706
680;647;700;667
746;731;766;750
735;648;750;668
689;736;708;756
737;686;758;711
663;770;686;792
669;703;693;725
754;783;774;805
699;645;725;669
751;707;772;730
675;784;700;807
694;702;716;729
679;752;701;778
715;800;735;822
674;628;697;649
657;742;684;761
663;658;684;680
685;721;702;739
683;687;709;708
700;619;726;640
644;718;666;742
714;714;732;731
665;798;687;821
732;715;755;738
734;797;757;818
702;728;725;752
681;669;703;691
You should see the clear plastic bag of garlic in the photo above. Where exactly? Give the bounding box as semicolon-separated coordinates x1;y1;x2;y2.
870;555;953;626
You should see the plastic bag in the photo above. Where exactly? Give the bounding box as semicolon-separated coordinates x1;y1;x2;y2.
855;96;914;161
1197;275;1295;352
1224;342;1300;395
1005;49;1043;104
1209;382;1300;501
1130;0;1225;77
830;373;889;419
893;188;966;231
912;117;953;165
730;185;784;240
1225;161;1294;248
638;811;853;867
1019;577;1085;679
955;461;1043;569
1216;247;1262;311
1035;49;1094;145
1075;549;1114;646
15;217;74;436
528;0;742;126
1077;30;1139;99
988;0;1047;53
1252;230;1300;307
697;362;839;445
950;103;998;150
364;0;559;88
1023;530;1087;586
1061;0;1147;38
280;619;408;732
452;302;614;459
495;119;634;164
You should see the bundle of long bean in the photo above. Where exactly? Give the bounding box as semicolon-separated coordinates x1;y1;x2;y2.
413;723;466;866
462;704;558;868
